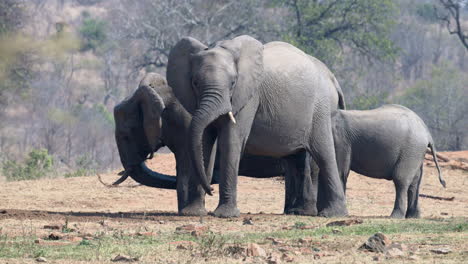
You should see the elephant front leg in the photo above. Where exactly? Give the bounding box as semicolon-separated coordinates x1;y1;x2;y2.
213;122;242;218
180;128;217;216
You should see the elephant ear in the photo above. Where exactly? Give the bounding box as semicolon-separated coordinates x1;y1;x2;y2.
135;75;166;151
219;35;264;115
167;37;207;113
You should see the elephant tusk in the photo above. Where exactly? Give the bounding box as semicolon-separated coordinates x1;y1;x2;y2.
228;111;236;124
112;170;129;185
147;152;154;160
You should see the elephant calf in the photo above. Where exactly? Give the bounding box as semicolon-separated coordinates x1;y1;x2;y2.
325;104;446;218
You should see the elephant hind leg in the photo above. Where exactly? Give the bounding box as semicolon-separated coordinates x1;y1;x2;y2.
390;162;419;218
406;164;423;218
308;120;348;217
284;151;318;216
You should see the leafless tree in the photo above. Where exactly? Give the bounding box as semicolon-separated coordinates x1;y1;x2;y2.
437;0;468;50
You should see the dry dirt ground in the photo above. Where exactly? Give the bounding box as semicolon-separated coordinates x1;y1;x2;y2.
0;152;467;263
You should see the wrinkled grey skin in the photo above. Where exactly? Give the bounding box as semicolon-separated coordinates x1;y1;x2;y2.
320;105;446;218
167;35;347;218
114;73;289;214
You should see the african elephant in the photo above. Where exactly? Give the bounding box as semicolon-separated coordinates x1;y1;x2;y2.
114;73;288;213
167;35;347;217
320;104;446;218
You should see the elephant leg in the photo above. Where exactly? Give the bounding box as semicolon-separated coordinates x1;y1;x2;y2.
180;127;217;216
175;154;190;212
390;181;408;219
286;151;317;216
406;165;423;218
213;103;257;218
283;155;297;214
309;121;348;217
390;161;420;218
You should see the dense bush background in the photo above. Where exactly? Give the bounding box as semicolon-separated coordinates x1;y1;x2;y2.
0;0;467;180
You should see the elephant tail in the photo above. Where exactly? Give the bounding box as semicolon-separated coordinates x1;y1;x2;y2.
332;75;346;110
428;141;446;188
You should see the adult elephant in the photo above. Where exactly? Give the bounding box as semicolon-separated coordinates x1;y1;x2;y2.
167;35;347;217
114;73;285;214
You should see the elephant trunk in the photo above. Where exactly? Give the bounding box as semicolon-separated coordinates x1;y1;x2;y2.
125;162;177;189
116;135;176;189
189;89;231;195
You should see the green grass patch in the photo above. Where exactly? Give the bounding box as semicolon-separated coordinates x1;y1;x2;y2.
0;218;466;262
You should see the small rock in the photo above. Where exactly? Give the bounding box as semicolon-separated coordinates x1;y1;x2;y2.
175;224;208;234
314;252;325;259
277;246;294;253
170;240;197;250
408;255;420;261
297;225;316;230
430;248;452;254
36;257;47;262
135;232;156;237
298;237;312;244
386;247;405;258
259;211;265;214
34;239;72;246
0;210;7;214
47;233;63;240
111;254;139;262
243;217;254;225
191;230;203;237
372;255;381;261
440;212;448;216
359;233;391;253
159;220;165;224
321;234;329;239
246;243;266;257
267;253;281;264
281;253;295;262
326;219;363;227
43;224;61;230
332;229;342;234
266;237;284;245
299;247;313;255
68;236;83;242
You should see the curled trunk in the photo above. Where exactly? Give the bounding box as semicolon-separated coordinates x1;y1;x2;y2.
126;162;177;189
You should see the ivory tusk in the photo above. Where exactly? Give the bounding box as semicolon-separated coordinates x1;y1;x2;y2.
147;151;154;160
112;171;129;185
228;111;236;124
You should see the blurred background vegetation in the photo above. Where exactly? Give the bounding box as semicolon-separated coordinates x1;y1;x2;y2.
0;0;467;180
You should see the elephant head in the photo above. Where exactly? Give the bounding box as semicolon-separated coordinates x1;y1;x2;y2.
167;36;264;194
113;73;176;189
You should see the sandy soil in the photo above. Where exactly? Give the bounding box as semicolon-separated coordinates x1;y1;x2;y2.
0;152;466;219
0;152;466;263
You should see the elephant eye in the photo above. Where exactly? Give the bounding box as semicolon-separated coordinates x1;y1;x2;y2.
192;78;198;88
231;79;237;88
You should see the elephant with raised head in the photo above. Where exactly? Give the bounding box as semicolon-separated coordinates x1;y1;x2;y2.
167;35;347;218
321;104;445;218
114;72;289;213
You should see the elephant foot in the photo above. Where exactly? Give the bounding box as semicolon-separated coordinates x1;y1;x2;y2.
212;204;240;218
390;210;405;219
179;203;208;216
318;203;348;218
285;207;318;216
405;209;420;219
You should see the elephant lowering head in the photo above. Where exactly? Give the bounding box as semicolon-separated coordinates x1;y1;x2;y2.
113;73;176;189
167;36;264;195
